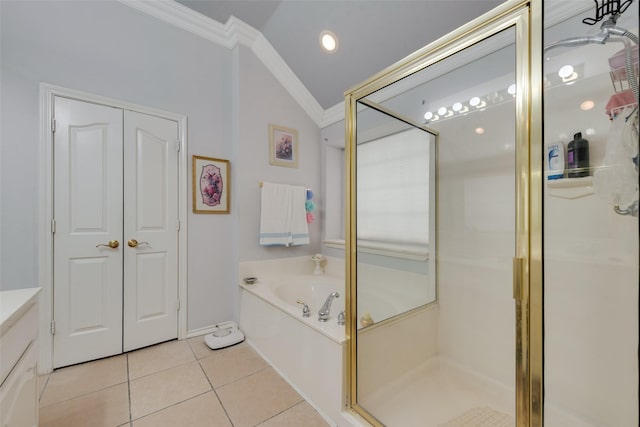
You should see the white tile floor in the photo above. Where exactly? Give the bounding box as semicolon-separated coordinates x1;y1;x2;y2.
38;338;329;427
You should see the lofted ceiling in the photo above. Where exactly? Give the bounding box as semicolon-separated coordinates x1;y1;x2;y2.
176;0;505;110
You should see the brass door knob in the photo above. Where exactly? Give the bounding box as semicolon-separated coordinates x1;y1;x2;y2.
128;239;149;248
96;240;119;249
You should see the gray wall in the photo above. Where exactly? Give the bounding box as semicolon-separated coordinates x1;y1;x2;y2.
0;0;321;331
234;45;322;263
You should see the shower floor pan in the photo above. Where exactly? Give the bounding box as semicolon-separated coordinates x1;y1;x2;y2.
357;357;514;427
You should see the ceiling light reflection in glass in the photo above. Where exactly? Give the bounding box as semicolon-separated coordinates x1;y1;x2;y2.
580;100;595;111
558;65;574;78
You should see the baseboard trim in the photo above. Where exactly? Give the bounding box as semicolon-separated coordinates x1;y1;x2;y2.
186;324;228;339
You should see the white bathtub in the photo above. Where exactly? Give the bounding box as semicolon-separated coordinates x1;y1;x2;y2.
264;275;345;339
238;269;354;426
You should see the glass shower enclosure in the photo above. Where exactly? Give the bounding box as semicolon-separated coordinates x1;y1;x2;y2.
344;0;638;426
345;2;534;426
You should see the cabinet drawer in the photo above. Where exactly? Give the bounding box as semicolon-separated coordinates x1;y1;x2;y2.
0;302;37;385
0;340;38;427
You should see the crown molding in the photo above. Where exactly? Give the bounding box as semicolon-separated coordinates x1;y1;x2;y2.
118;0;232;47
225;16;259;48
118;0;326;126
321;102;345;127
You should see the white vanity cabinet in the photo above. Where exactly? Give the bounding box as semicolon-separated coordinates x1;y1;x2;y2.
0;288;41;427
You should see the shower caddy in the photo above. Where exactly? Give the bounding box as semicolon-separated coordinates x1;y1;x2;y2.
547;0;639;216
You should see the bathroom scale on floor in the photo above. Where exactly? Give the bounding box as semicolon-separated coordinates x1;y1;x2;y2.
204;321;245;350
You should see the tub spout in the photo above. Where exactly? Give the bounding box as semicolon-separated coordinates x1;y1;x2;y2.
318;291;339;322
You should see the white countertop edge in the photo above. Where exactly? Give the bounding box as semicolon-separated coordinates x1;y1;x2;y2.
0;287;42;333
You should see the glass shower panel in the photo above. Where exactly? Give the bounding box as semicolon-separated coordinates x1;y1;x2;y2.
543;1;639;425
355;104;436;326
354;27;517;426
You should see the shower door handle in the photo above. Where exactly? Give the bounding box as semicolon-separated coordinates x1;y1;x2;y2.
513;257;524;301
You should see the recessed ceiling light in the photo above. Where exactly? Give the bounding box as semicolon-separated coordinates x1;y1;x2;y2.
469;96;481;107
424;111;433;120
580;100;595;111
437;107;447;116
585;128;596;135
320;31;338;53
507;84;516;95
475;127;485;135
452;102;463;112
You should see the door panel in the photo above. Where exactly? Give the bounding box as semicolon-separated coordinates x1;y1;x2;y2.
123;110;179;351
69;125;110;231
136;129;168;228
68;257;110;333
135;253;169;318
53;96;123;368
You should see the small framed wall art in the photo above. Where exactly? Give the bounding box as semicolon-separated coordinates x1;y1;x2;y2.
192;155;230;214
269;123;298;168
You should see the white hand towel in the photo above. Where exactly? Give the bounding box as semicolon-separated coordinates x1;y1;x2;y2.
259;182;292;246
290;185;310;246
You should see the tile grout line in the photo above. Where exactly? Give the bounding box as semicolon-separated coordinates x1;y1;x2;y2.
38;353;130;408
128;390;214;423
185;337;200;359
253;399;308;427
195;354;236;427
128;341;200;382
128;357;196;382
127;358;205;420
38;373;51;403
127;339;233;424
126;353;133;425
192;341;305;426
38;380;130;408
213;364;272;390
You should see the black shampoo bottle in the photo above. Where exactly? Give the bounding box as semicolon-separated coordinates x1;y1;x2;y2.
567;132;589;178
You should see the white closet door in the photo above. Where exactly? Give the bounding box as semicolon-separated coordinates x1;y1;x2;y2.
123;110;179;351
53;96;123;368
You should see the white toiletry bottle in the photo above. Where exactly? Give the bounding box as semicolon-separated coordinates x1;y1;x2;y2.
547;143;565;180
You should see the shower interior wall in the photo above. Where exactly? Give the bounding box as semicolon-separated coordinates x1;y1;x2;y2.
436;129;516;388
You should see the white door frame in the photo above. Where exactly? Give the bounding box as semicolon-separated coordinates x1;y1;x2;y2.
38;83;188;373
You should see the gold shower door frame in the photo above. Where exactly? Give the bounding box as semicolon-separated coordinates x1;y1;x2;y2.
343;1;543;426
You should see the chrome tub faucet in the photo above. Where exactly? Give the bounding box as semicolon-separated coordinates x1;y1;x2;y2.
318;291;339;322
